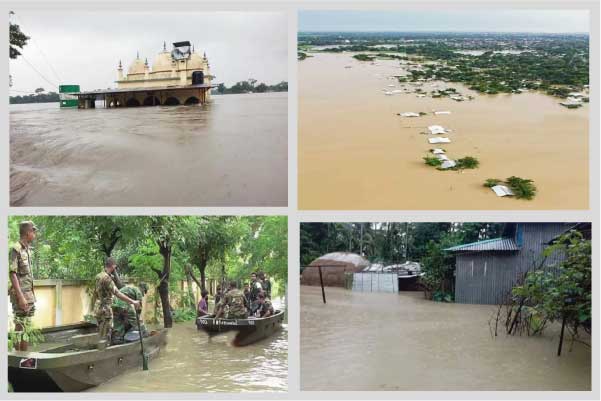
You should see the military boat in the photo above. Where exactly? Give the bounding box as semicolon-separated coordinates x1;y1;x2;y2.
8;322;167;392
196;310;285;346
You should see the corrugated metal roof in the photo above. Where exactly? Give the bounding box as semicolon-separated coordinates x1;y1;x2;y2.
444;237;520;252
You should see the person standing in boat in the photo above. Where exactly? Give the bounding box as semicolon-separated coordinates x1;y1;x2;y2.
111;282;148;344
214;285;223;311
255;292;274;318
249;272;263;313
259;272;272;299
8;221;38;351
214;281;248;319
93;258;141;344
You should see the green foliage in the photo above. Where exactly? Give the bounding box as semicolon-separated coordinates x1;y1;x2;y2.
8;317;44;350
484;178;502;188
506;176;537;200
511;231;591;337
423;156;442;167
9;14;29;59
214;79;288;95
454;156;479;170
432;291;454;303
10;92;60;104
353;54;375;61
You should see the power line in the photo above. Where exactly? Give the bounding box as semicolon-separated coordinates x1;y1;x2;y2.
18;54;58;90
13;13;63;83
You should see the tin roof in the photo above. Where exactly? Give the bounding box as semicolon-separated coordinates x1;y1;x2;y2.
444;237;520;253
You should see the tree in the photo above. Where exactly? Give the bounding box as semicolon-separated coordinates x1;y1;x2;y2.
34;87;44;94
9;12;29;59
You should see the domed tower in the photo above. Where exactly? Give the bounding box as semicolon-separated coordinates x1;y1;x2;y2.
152;41;174;78
127;52;145;77
117;60;123;80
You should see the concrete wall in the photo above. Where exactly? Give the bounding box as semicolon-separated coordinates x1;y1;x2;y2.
7;279;212;330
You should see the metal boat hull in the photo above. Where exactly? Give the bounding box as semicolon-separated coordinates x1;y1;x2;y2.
196;310;284;346
8;322;167;392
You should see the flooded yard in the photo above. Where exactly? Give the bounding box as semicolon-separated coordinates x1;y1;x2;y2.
301;286;591;391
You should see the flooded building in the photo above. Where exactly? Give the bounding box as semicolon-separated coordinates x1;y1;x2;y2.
447;223;587;305
76;41;216;108
301;252;369;287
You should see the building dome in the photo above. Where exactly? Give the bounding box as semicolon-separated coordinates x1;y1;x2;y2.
188;51;204;70
128;55;145;75
152;50;173;72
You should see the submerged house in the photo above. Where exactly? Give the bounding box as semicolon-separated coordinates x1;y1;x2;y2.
301;252;370;287
446;223;589;305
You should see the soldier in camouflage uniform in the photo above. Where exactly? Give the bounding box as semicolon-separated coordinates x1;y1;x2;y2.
93;257;141;344
8;221;38;351
255;292;274;318
111;283;148;344
214;281;248;319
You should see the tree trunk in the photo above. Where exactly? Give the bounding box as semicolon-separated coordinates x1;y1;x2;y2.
157;241;172;328
185;267;196;308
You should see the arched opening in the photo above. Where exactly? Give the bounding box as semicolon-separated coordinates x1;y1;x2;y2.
126;98;141;107
164;97;180;106
184;96;200;105
143;96;161;106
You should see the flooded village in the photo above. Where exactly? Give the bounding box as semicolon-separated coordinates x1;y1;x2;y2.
298;31;589;209
300;222;592;391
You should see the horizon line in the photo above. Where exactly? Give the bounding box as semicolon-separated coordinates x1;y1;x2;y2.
298;30;589;35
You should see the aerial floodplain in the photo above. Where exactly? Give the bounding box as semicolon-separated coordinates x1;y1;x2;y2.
298;11;589;210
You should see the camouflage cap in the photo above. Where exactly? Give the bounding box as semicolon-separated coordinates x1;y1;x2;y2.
19;220;38;232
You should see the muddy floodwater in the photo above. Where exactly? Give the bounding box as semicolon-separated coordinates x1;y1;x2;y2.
10;93;287;206
87;319;288;392
301;286;591;391
299;53;589;209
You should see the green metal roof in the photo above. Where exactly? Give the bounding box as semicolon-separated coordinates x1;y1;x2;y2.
444;237;520;252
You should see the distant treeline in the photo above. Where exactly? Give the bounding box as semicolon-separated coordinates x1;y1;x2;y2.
213;80;288;95
10;92;59;104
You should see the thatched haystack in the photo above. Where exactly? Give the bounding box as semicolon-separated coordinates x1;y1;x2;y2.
301;252;370;287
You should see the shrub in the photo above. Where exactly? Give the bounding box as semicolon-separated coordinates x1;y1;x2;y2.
455;156;479;169
506;176;537;200
484;178;502;188
423;156;442;167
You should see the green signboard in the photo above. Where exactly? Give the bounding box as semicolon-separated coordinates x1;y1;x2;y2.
59;84;80;108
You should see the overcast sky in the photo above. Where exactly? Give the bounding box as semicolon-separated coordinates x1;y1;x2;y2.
9;11;288;94
299;10;589;33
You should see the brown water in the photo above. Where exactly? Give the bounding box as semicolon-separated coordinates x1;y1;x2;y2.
10;93;287;206
301;286;591;391
299;53;589;209
87;319;288;392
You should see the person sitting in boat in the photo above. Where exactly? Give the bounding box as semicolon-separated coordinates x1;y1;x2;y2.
197;290;209;317
214;281;248;319
93;258;141;344
214;285;223;308
111;282;148;345
243;283;251;311
255;292;274;318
